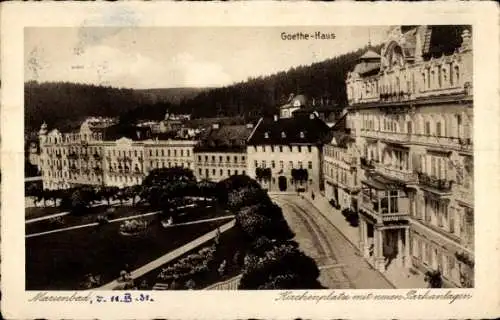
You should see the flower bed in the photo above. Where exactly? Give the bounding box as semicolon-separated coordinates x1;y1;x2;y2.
157;245;217;282
119;219;149;236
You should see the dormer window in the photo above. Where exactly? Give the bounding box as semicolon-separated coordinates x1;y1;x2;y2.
300;131;305;139
281;132;286;138
264;132;269;139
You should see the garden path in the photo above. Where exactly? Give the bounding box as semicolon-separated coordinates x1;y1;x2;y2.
98;219;236;290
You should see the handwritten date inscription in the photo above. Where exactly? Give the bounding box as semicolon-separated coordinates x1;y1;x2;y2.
91;293;154;304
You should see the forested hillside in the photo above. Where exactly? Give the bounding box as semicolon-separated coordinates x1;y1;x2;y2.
177;44;381;119
24;82;200;131
25;44;380;131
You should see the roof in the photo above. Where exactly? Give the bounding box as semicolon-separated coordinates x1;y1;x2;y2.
103;125;152;141
328;113;354;148
247;113;331;146
360;49;381;60
195;124;253;152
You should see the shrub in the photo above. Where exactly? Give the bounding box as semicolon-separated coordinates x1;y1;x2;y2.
239;241;320;290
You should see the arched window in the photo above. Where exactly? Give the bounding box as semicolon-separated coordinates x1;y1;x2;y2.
425;121;431;136
407;121;413;135
437;68;442;88
436;121;442;137
442;68;448;86
422;73;426;91
430;70;435;89
453;66;460;86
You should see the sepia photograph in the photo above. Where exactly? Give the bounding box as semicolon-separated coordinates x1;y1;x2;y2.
1;2;499;319
23;24;474;291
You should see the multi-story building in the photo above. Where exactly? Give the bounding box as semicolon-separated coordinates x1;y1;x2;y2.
39;119;113;190
247;113;331;192
193;123;252;182
342;25;473;287
144;137;197;173
323;113;361;211
37;118;199;190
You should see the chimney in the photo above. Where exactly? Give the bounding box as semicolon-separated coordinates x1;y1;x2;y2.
273;114;279;122
136;131;141;139
212;123;220;129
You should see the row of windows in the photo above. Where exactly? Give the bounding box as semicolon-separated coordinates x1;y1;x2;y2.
149;161;191;169
198;155;245;163
412;197;473;245
324;145;347;160
411;234;459;282
325;163;355;186
255;160;313;170
44;132;103;144
199;168;244;178
252;145;313;153
107;149;143;158
351;62;462;101
148;148;190;158
108;175;142;185
361;113;469;138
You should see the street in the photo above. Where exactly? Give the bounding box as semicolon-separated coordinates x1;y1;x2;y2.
271;194;394;289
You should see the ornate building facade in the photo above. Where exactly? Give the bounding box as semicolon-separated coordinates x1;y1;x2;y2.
342;25;474;287
38;119;198;189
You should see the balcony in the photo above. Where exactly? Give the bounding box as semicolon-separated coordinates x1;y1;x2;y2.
417;172;453;192
361;130;473;153
361;130;411;145
373;162;418;184
360;189;410;223
360;157;375;170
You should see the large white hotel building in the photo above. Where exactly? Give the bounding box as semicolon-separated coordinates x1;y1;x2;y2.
325;25;474;287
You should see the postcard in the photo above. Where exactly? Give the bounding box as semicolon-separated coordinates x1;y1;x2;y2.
1;2;499;319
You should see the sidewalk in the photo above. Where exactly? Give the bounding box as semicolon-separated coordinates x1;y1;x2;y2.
99;219;236;290
301;192;427;289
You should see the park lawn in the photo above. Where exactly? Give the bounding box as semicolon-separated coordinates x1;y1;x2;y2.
135;224;250;290
25;204;155;235
25;206;68;220
26;216;228;290
25;202;231;236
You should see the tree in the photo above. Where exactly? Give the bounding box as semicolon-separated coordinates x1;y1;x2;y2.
425;270;443;288
124;185;142;206
26;182;42;206
67;188;91;215
239;241;321;290
227;186;270;211
236;203;294;241
143;167;195;187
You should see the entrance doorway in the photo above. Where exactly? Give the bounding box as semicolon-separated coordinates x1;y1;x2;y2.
278;176;287;192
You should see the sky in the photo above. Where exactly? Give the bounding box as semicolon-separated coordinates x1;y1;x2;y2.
25;26;389;89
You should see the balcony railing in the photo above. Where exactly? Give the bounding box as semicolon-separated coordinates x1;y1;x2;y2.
373;162;418;184
360;130;473;152
360;193;410;222
417;172;453;192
